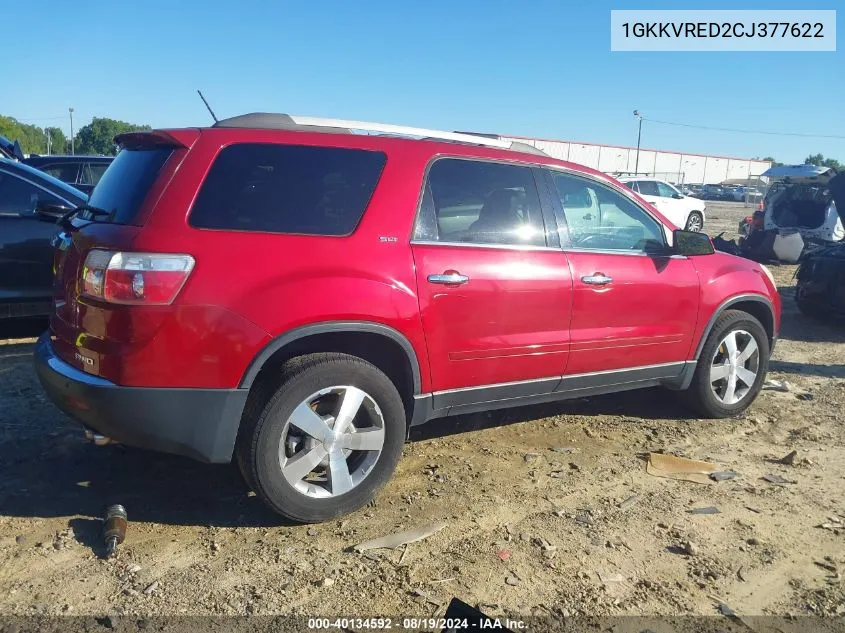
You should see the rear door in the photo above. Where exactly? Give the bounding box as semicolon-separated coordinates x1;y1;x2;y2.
544;169;700;376
410;157;573;401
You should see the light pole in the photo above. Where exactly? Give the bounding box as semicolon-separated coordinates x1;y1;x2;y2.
633;110;643;174
69;107;75;155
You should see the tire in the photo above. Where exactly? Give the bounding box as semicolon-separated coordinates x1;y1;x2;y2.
683;310;769;418
236;353;406;523
685;211;704;232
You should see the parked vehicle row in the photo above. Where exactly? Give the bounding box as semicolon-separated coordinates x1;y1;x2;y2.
30;113;781;523
682;183;765;203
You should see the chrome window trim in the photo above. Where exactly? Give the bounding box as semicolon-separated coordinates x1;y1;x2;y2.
561;247;687;259
410;239;560;252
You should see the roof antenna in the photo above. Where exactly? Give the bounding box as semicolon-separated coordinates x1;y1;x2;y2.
197;90;219;123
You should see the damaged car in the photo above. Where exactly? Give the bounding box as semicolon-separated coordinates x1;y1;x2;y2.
761;164;842;244
795;170;845;319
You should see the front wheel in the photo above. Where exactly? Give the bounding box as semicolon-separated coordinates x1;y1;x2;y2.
683;310;769;418
685;211;704;232
236;353;406;523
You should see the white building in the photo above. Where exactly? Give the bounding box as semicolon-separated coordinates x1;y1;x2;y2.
498;134;772;185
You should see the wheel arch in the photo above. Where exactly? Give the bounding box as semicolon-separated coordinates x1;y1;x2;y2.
238;321;422;421
693;294;776;360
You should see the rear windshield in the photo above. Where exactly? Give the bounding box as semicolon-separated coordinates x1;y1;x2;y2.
188;143;387;236
86;148;172;224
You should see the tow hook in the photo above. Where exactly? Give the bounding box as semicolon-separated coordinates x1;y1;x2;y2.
84;428;114;446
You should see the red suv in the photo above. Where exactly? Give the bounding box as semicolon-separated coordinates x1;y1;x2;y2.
35;113;781;522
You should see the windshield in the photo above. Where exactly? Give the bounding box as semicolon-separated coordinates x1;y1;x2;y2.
87;148;173;224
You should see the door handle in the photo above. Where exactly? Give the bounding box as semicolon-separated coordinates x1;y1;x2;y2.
581;273;612;286
428;272;469;285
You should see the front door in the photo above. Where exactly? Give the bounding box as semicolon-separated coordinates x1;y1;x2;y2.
544;170;700;376
0;171;65;315
410;158;573;402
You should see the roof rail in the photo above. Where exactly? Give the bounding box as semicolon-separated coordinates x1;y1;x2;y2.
213;113;513;150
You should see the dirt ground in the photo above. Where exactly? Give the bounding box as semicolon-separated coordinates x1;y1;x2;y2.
0;201;843;627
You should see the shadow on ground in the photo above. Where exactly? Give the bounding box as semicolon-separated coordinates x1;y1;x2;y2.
769;360;845;379
777;285;845;345
0;368;695;529
409;387;695;442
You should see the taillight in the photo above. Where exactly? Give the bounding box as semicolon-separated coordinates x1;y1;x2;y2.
81;250;195;305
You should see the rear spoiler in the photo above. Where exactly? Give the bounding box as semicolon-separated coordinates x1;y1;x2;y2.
114;129;200;150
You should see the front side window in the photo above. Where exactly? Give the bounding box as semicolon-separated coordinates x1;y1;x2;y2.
550;172;665;252
0;171;64;216
413;158;546;246
635;180;660;196
189;144;386;236
657;181;679;198
81;162;110;186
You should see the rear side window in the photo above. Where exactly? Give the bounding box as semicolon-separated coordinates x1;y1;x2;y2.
635;180;660;196
189;144;387;236
81;162;110;186
413;158;546;246
88;149;172;224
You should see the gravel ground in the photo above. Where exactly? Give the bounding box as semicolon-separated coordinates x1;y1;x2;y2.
0;202;843;626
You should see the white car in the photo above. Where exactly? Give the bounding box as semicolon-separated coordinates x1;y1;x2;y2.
619;177;707;232
761;164;843;243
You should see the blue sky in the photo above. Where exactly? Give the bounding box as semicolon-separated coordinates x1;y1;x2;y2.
6;0;842;163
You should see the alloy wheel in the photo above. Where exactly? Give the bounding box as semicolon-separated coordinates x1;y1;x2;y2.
709;329;759;405
279;386;385;498
686;213;703;232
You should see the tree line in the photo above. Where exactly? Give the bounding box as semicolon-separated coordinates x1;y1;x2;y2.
0;115;151;156
754;155;842;170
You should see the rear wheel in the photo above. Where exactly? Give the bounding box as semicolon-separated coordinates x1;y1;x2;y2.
236;353;406;523
685;211;704;232
683;310;769;418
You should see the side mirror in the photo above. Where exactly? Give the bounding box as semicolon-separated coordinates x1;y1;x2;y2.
673;229;715;256
34;200;73;222
672;193;684;199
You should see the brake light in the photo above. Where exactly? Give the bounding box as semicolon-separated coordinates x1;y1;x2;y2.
81;250;195;305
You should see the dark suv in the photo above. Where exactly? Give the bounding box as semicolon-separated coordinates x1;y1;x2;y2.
34;113;781;522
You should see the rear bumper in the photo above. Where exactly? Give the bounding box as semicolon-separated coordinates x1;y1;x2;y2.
33;332;248;463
